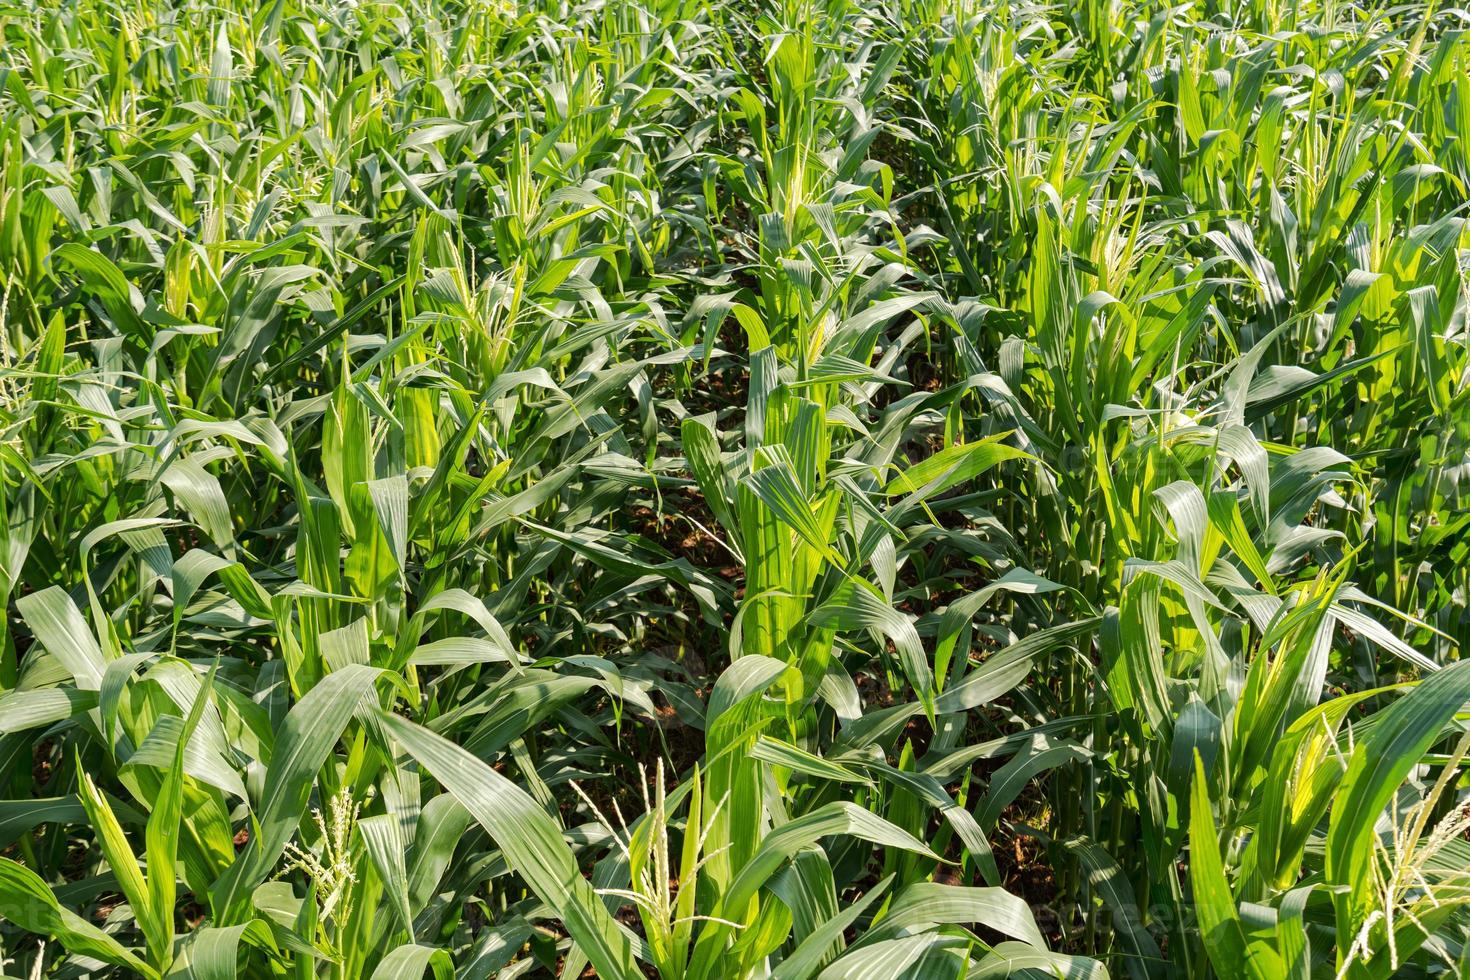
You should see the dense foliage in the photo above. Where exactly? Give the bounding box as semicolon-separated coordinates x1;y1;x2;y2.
1;0;1468;975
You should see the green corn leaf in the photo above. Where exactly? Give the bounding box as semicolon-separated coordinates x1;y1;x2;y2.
360;813;415;938
0;857;157;978
145;665;217;970
368;944;454;980
883;432;1029;498
49;243;149;342
380;712;640;980
75;767;156;959
0;797;86;848
179;921;280;979
16;586;107;689
742;447;843;568
859;881;1047;949
1325;660;1470;950
211;665;387;922
1189;754;1280;980
768;877;892;980
0;687;96;734
751;736;872;785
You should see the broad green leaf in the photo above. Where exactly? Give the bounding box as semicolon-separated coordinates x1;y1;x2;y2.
0;857;157;978
211;665;386;921
380;713;639;980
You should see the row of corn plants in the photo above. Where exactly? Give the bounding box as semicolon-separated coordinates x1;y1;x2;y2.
0;0;1467;976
